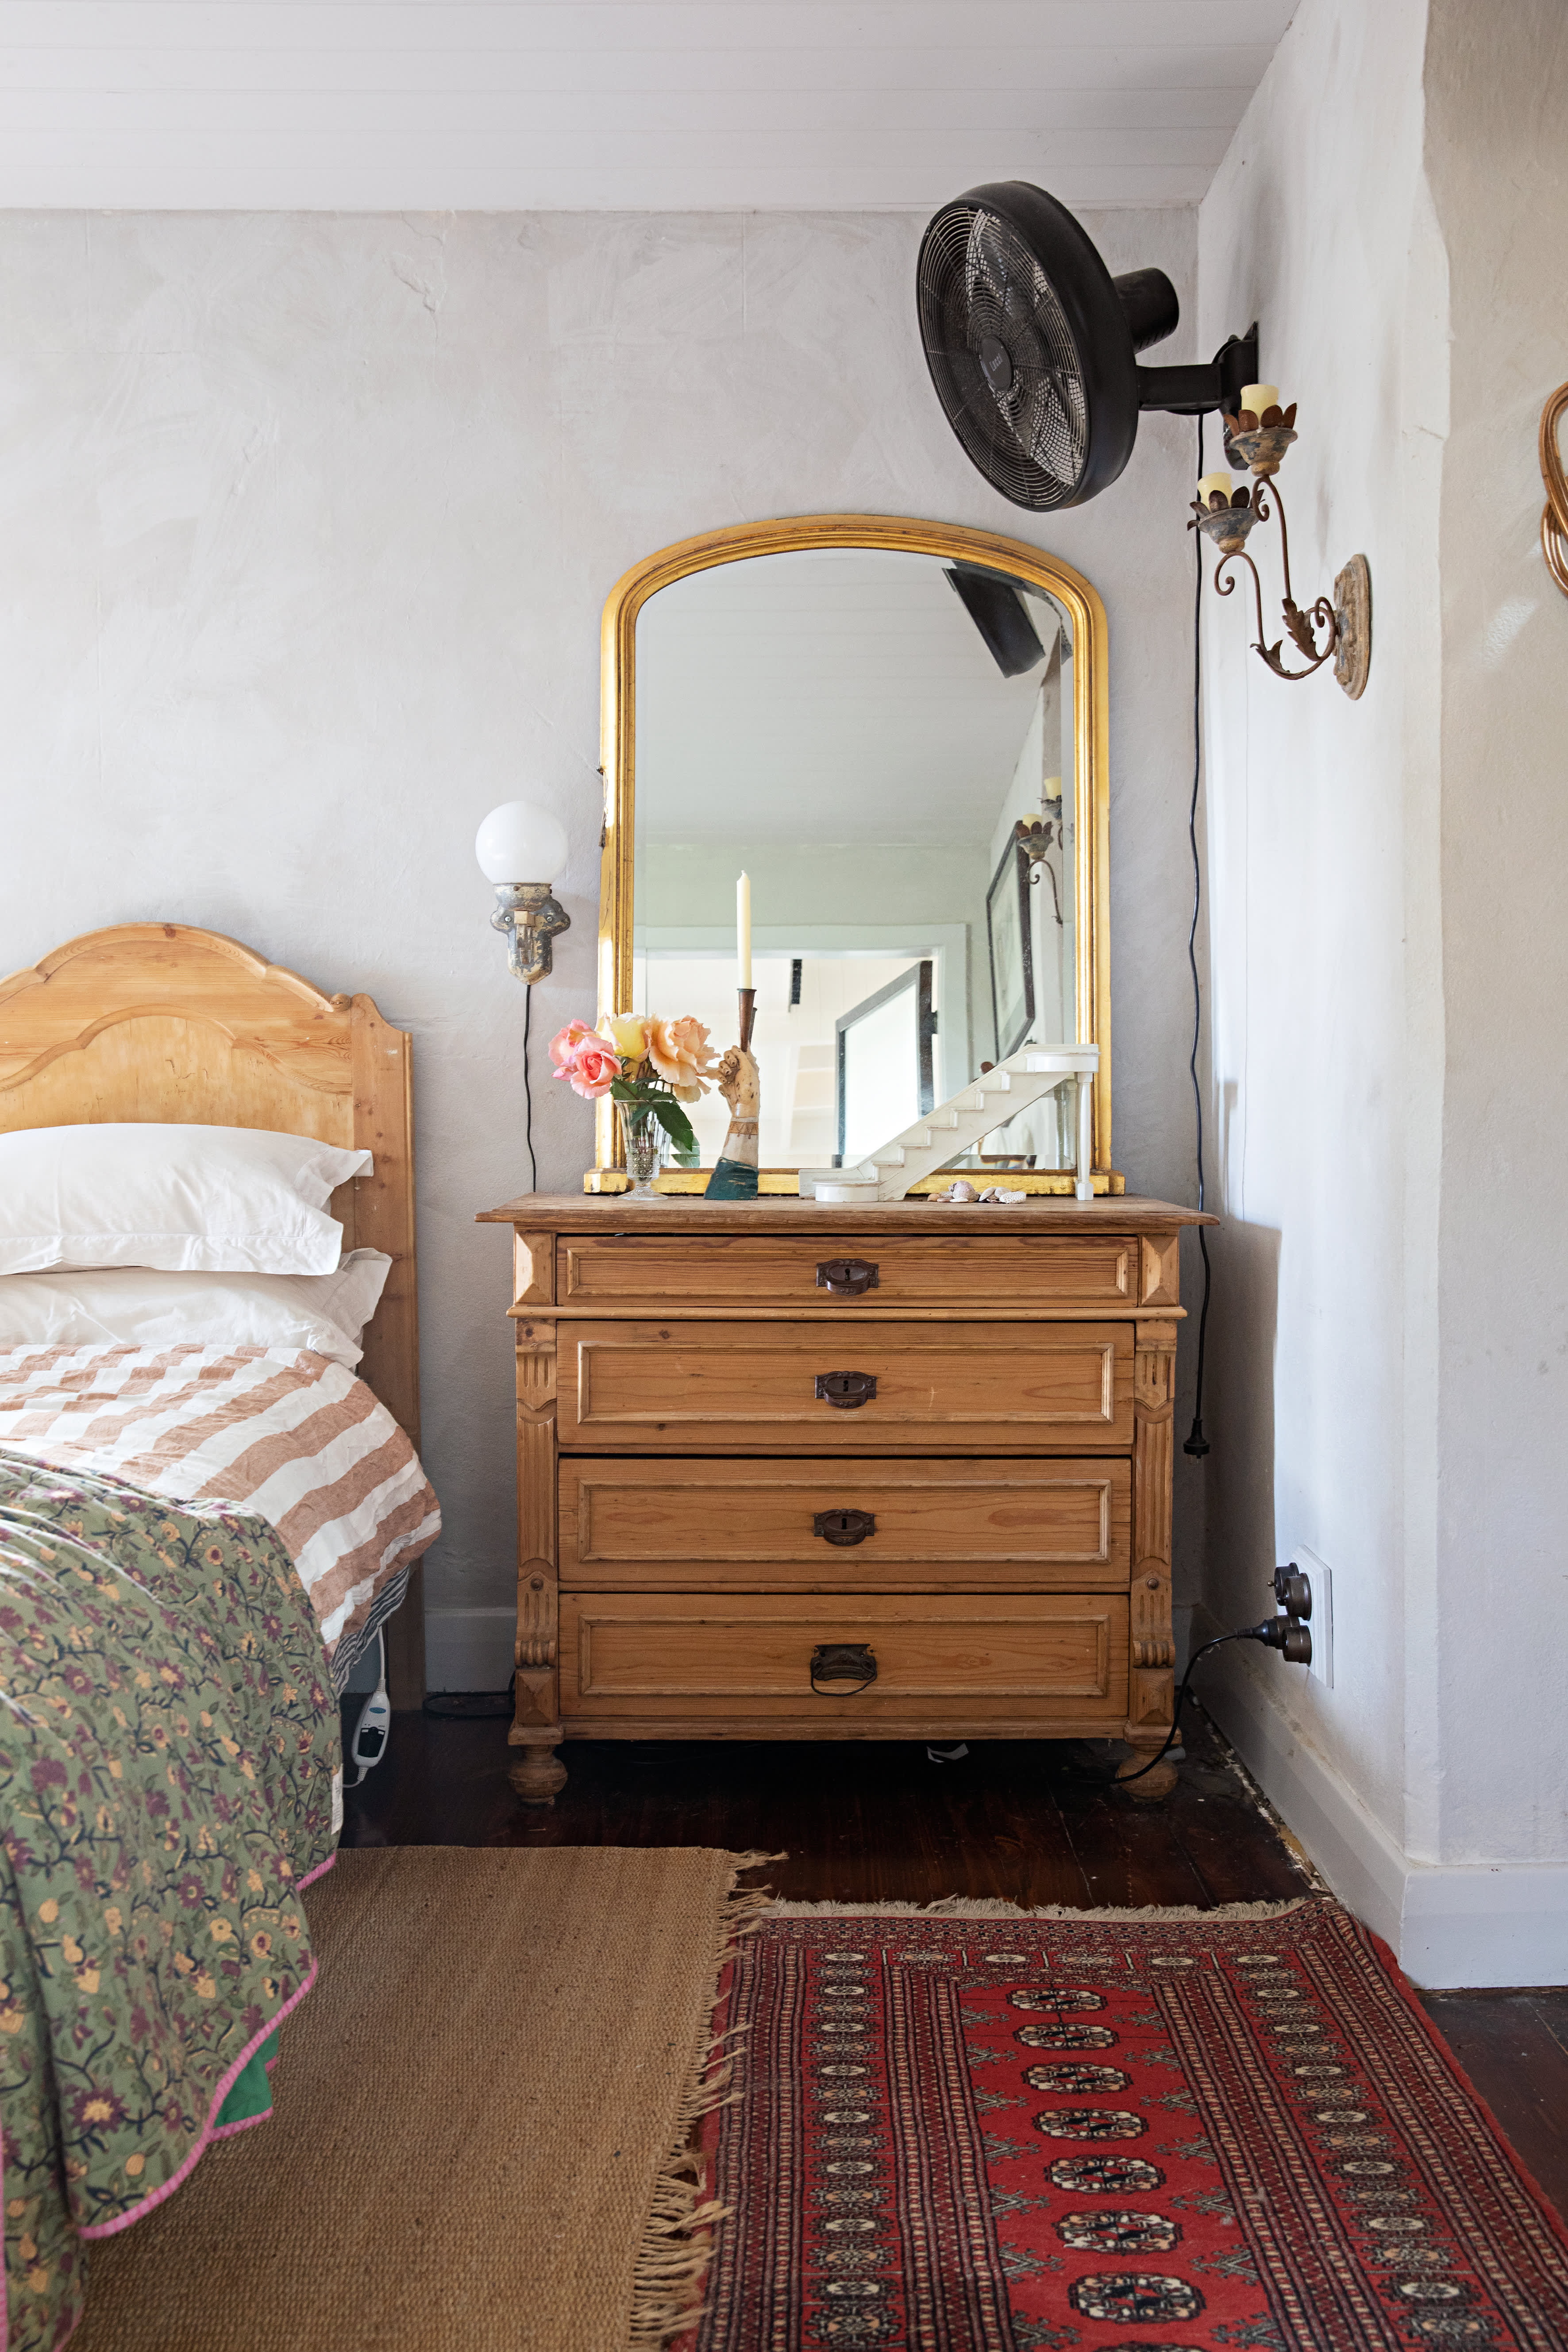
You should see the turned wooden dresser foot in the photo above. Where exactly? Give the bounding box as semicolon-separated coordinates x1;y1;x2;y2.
1116;1751;1181;1802
509;1744;568;1805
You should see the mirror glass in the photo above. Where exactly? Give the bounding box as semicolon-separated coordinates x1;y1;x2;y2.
632;547;1078;1174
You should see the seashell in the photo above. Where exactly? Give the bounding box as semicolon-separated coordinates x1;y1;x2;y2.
945;1179;979;1202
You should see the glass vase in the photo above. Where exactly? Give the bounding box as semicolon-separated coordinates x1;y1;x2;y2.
622;1105;664;1198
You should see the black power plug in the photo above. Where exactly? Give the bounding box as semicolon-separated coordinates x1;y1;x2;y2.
1272;1563;1313;1620
1248;1613;1312;1665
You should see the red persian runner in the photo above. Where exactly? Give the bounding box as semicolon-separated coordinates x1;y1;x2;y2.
690;1897;1568;2352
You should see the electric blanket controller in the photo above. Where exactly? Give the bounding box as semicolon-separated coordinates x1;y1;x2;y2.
352;1688;390;1767
348;1627;393;1786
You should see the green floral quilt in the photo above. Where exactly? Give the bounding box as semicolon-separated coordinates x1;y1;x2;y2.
0;1450;339;2350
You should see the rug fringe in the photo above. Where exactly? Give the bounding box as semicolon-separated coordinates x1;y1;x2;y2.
626;1852;780;2352
761;1896;1317;1920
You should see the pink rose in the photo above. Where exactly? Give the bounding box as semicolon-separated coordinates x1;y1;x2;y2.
549;1022;625;1100
548;1019;596;1072
647;1016;718;1099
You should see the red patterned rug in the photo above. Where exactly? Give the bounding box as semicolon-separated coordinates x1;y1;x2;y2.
687;1896;1568;2352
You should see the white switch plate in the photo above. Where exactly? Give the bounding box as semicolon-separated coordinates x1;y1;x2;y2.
1291;1543;1333;1688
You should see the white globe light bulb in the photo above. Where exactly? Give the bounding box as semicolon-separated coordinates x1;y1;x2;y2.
475;800;568;885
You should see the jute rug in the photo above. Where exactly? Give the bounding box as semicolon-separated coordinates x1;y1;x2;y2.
74;1845;763;2352
689;1895;1568;2352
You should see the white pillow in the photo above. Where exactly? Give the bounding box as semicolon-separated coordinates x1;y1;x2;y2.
0;1124;370;1276
0;1254;392;1370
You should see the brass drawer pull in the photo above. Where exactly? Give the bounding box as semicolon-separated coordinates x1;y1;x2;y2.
810;1641;878;1694
813;1508;876;1547
817;1257;879;1296
814;1370;878;1409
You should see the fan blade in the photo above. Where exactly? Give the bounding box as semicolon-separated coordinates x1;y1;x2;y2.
963;211;1086;487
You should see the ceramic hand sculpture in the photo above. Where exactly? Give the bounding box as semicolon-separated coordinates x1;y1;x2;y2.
707;1043;760;1200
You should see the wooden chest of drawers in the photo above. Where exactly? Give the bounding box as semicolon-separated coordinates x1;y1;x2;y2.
477;1195;1213;1804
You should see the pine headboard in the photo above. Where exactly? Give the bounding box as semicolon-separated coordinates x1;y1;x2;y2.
0;922;425;1701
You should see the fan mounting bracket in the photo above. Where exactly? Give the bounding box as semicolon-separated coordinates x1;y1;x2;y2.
1137;326;1259;418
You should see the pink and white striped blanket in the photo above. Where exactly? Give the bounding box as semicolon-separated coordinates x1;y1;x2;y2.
0;1343;438;1682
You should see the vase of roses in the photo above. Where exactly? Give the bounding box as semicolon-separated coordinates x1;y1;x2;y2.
550;1012;720;1196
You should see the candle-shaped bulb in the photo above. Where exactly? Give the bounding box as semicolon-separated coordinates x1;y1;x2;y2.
737;870;752;991
1197;470;1233;504
1239;383;1280;418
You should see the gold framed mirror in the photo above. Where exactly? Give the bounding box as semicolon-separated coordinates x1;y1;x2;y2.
592;512;1114;1194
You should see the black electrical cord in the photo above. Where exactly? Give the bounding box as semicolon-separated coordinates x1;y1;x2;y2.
423;1690;515;1719
1110;1603;1310;1785
1110;1628;1248;1785
522;980;537;1194
1184;412;1213;1459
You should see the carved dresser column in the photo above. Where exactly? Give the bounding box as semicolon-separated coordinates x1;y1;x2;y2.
1120;1315;1179;1798
509;1233;566;1804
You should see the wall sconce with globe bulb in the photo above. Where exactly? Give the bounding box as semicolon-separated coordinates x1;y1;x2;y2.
475;801;571;982
1190;384;1372;699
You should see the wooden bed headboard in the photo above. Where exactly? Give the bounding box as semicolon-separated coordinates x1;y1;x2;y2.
0;922;426;1701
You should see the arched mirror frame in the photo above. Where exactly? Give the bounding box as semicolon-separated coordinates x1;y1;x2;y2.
593;512;1113;1191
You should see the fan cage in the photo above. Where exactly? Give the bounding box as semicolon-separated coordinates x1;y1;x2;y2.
918;201;1090;513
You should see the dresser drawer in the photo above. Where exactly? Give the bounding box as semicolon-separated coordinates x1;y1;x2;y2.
559;1456;1131;1590
557;1232;1139;1313
557;1320;1133;1453
559;1592;1129;1722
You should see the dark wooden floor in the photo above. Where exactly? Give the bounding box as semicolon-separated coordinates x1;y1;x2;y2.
1418;1987;1568;2216
341;1701;1568;2225
343;1705;1308;1907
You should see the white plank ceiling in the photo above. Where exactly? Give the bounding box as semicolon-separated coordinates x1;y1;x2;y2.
0;1;1296;211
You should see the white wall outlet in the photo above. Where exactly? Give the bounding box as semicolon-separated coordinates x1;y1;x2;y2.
1292;1543;1333;1688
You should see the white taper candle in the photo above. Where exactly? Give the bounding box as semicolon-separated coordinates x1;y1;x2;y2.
737;871;752;990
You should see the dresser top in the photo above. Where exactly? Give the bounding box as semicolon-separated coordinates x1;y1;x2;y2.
477;1193;1215;1234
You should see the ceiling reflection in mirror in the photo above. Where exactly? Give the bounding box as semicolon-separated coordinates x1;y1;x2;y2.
632;547;1078;1174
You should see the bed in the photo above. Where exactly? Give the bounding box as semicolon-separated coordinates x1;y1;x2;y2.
0;923;438;2349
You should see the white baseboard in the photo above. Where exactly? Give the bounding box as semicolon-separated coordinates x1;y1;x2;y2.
1198;1625;1568;1990
424;1606;515;1693
1395;1867;1568;1991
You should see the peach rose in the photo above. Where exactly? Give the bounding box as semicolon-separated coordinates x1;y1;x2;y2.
647;1016;718;1100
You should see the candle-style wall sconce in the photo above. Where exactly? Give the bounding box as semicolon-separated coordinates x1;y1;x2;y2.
1541;378;1568;598
1190;383;1372;699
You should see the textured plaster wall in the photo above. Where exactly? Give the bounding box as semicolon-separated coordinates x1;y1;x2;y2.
1198;0;1568;1914
1425;0;1568;1866
1194;0;1448;1851
0;205;1203;1679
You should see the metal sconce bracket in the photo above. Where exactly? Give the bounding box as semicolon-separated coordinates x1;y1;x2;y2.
1014;817;1065;925
1190;405;1371;699
1541;379;1568;598
491;884;571;984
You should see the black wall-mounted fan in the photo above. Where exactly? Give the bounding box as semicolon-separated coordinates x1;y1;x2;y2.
918;181;1258;512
